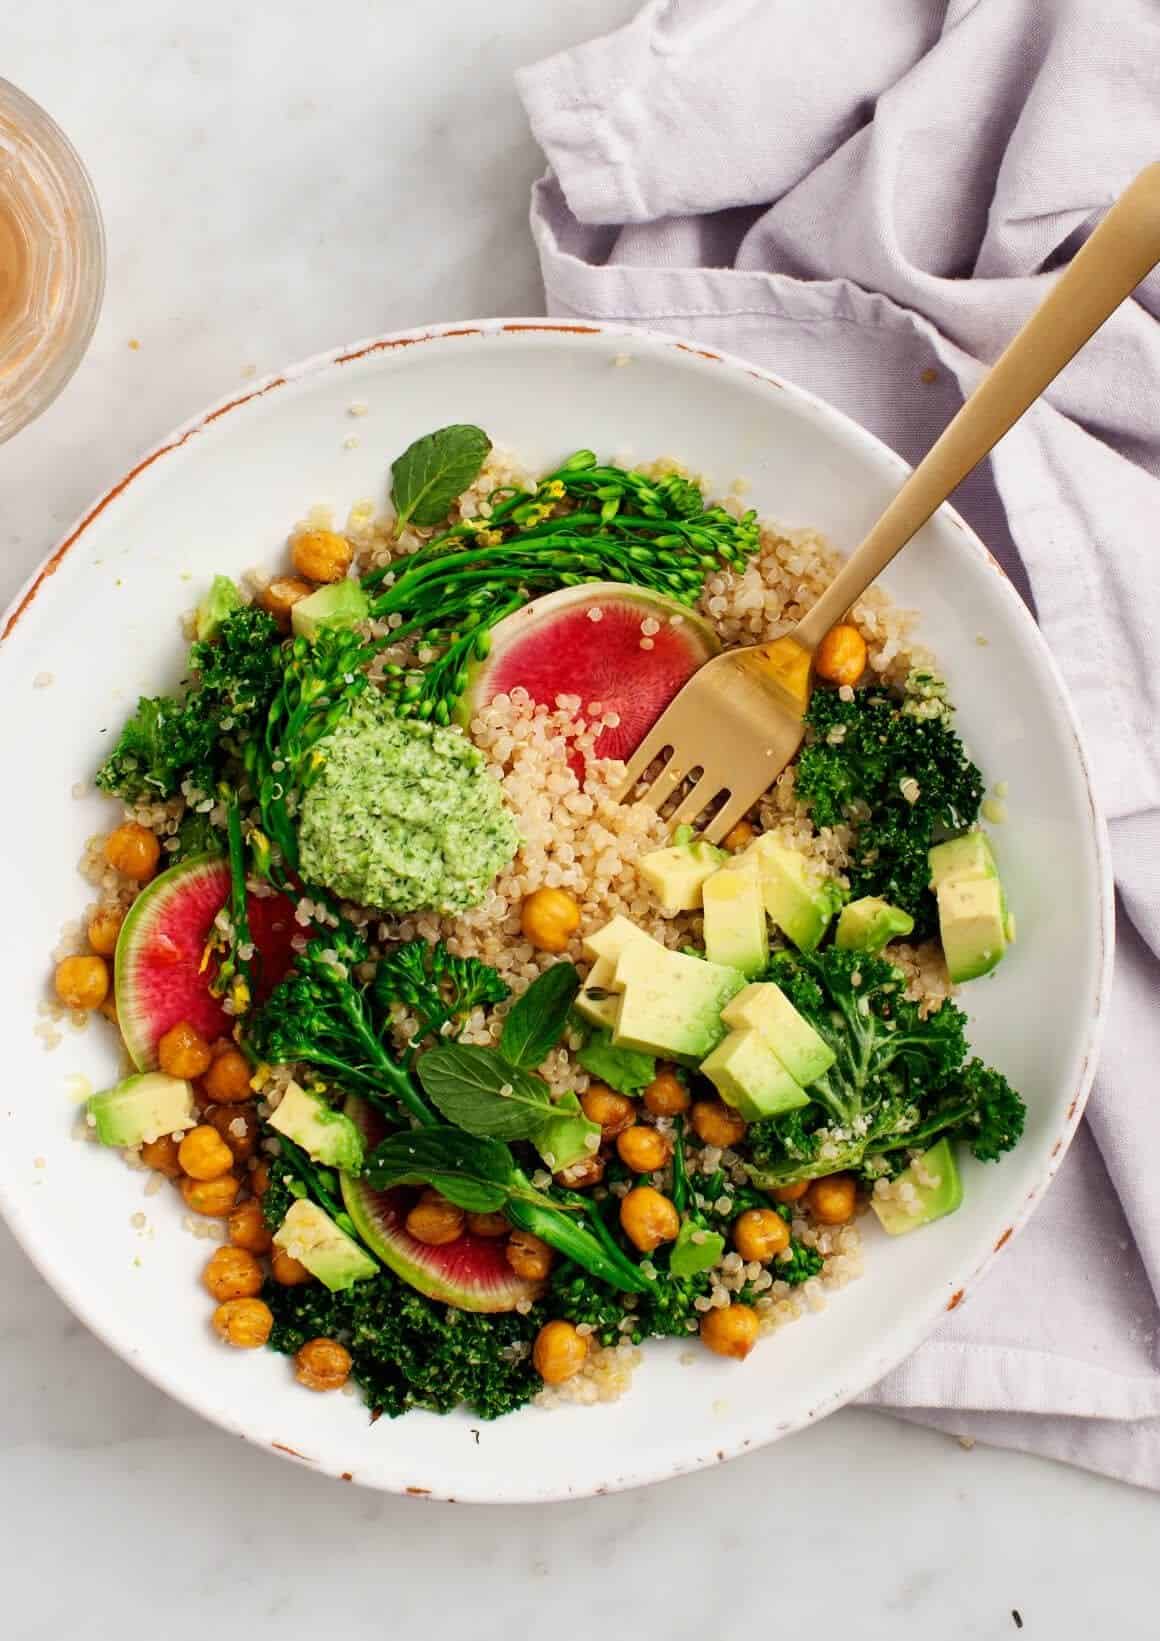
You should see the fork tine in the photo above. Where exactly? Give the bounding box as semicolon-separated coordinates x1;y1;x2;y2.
702;787;759;846
669;772;726;830
639;754;695;812
614;713;684;801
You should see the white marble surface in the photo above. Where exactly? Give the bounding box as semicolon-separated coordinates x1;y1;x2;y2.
2;2;1157;1633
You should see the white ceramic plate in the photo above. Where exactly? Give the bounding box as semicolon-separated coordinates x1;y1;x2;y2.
0;321;1112;1501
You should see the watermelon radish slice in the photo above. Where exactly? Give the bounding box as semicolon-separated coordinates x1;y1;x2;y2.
115;854;296;1072
341;1096;542;1314
456;582;719;762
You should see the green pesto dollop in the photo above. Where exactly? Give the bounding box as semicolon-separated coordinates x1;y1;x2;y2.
297;696;518;915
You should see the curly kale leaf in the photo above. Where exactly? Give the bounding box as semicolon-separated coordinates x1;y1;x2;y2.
264;1274;541;1420
371;939;509;1043
96;605;283;802
795;686;983;928
746;946;1000;1187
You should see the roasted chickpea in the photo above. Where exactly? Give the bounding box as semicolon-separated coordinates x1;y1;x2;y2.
579;1082;635;1139
555;1152;605;1190
212;1297;273;1349
206;1102;259;1164
690;1098;747;1149
178;1124;235;1181
157;1019;213;1080
722;819;757;853
202;1245;265;1302
808;1172;857;1225
616;1125;669;1174
506;1229;553;1282
405;1193;465;1246
271;1249;314;1286
180;1173;240;1217
86;903;124;956
291;528;353;584
815;623;868;688
202;1045;253;1104
249;1158;272;1196
54;954;109;1011
228;1198;273;1254
533;1320;589;1385
465;1210;509;1238
103;821;161;881
700;1302;759;1360
295;1337;352;1392
733;1208;791;1263
140;1133;183;1179
642;1068;690;1118
771;1179;809;1204
99;993;120;1026
520;887;581;954
258;576;313;629
619;1185;680;1253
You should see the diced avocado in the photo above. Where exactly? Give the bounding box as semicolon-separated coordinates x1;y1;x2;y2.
669;1221;726;1277
699;1028;809;1123
533;1091;601;1173
575;1030;656;1094
574;954;620;1028
581;914;658;964
194;575;242;641
291;579;370;641
721;981;835;1086
835;896;915;953
273;1199;377;1292
928;830;998;888
702;862;769;978
870;1139;963;1236
639;838;727;913
87;1072;196;1149
937;876;1008;982
267;1080;365;1172
747;835;844;952
611;944;745;1063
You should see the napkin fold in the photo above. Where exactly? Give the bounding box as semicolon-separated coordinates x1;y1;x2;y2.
517;0;1160;1488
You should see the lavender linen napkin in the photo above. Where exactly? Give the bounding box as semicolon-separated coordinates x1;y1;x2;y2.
517;0;1160;1488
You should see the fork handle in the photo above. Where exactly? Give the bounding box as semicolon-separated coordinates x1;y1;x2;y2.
793;161;1160;652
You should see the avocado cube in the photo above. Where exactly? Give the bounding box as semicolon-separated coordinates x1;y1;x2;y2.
574;953;620;1029
291;578;370;641
194;575;242;642
702;862;769;977
747;835;844;952
870;1138;963;1236
928;831;998;889
721;981;835;1086
268;1081;365;1173
581;914;659;964
87;1072;197;1149
699;1028;809;1123
937;876;1008;981
835;896;915;953
639;839;727;913
273;1199;378;1292
612;944;745;1063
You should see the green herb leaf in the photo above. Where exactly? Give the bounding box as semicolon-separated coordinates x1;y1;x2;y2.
365;1127;558;1214
417;1044;557;1141
669;1221;725;1278
575;1030;656;1094
390;424;493;531
500;963;581;1070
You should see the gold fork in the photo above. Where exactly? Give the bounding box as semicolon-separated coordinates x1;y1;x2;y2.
616;163;1160;843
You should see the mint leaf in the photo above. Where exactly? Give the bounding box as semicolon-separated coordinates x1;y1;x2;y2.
365;1127;558;1213
500;963;581;1070
390;424;492;531
417;1044;556;1141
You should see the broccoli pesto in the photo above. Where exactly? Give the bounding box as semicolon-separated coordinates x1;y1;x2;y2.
296;695;519;914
